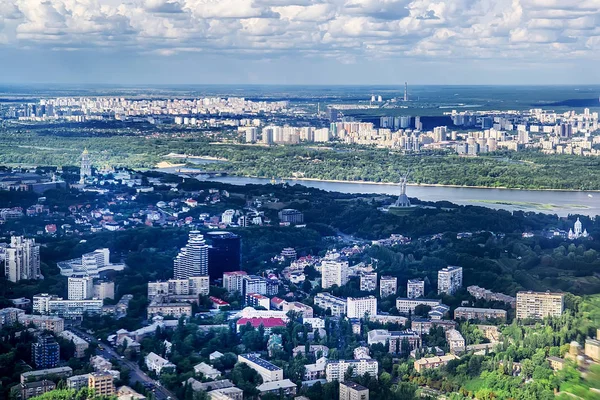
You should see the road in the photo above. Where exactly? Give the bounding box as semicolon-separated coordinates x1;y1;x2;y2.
68;326;177;400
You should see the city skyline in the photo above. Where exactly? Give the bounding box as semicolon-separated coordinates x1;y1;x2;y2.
0;0;599;85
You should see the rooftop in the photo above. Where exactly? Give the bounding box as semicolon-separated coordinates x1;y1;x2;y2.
239;354;282;371
340;381;368;391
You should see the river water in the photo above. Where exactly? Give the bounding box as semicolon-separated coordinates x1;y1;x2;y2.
157;166;599;216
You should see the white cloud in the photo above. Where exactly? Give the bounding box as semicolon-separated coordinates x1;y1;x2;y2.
0;0;598;62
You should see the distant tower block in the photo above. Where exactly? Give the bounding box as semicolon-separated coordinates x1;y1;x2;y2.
404;82;408;102
80;148;92;184
394;171;411;207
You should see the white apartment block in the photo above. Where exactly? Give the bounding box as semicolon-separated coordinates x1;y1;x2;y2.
33;293;103;318
360;273;377;292
325;359;378;382
93;281;115;300
237;354;283;383
59;331;89;358
68;276;94;300
379;276;397;298
516;291;564;320
346;296;377;319
5;236;41;283
243;275;268;296
446;329;466;353
437;266;463;295
145;352;175;375
407;279;425;299
321;259;349;289
174;231;208;279
223;271;248;294
314;293;347;317
18;314;65;333
148;276;209;299
395;298;442;314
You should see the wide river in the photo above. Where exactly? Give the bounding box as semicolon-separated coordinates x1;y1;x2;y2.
157;166;599;217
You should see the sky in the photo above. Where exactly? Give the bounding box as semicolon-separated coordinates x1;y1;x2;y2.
1;0;600;85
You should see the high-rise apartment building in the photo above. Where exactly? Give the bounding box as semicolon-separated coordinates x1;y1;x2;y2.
93;281;115;300
5;236;41;283
174;231;208;279
32;334;60;369
516;291;564;320
242;275;268;296
379;276;397;298
223;271;248;294
321;259;349;289
68;275;94;300
407;279;425;299
340;381;369;400
437;266;463;295
360;273;377;292
346;296;377;319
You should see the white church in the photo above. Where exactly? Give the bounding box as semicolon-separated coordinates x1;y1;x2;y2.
568;218;589;240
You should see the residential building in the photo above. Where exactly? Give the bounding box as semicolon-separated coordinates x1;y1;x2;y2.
516;291;565;319
145;352;175;375
407;279;425;299
293;345;329;358
93;281;115;300
5;236;41;283
281;301;314;318
116;386;146;400
359;273;377;292
278;209;304;224
237;354;283;383
314;293;347;316
89;372;115;396
59;331;89;358
353;347;370;360
245;293;270;309
19;314;64;333
223;271;248;294
340;381;369;400
194;362;221;379
32;334;60;369
321;259;349;289
20;367;72;384
242;275;268;296
467;285;516;307
325;359;378;382
208;387;244;400
411;318;457;336
547;356;567;371
304;357;328;380
446;329;466;354
147;300;192;319
367;330;421;354
437;266;463;295
256;379;297;397
0;307;25;328
236;317;287;333
68;275;94;300
148;276;209;299
379;276;397;298
395;298;441;314
346;296;377;319
20;380;56;400
414;354;459;373
67;374;90;390
174;231;208;279
454;307;507;321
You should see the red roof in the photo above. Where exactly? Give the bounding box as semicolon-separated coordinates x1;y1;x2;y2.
270;297;285;306
237;317;287;329
209;296;229;305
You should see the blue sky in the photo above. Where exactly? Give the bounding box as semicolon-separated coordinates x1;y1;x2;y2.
1;0;599;84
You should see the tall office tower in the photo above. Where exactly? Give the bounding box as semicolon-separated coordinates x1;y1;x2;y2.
437;266;463;295
407;279;425;299
207;231;241;281
404;82;408;102
79;148;92;184
32;334;60;369
5;236;41;283
174;231;208;279
68;275;94;300
321;259;350;289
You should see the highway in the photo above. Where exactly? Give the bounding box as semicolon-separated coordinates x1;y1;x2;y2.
68;326;177;400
